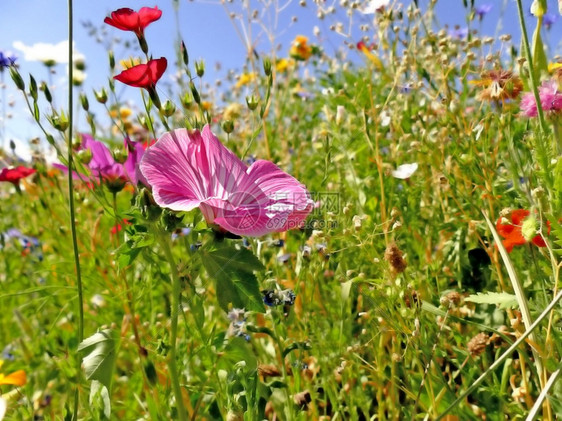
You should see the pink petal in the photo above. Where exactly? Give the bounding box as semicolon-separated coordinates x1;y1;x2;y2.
245;160;313;232
140;126;313;237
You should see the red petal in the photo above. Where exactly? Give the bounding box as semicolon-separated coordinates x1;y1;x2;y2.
138;7;162;30
104;8;139;32
510;209;530;225
114;58;167;89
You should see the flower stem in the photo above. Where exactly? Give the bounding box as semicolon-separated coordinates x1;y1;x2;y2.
515;0;548;135
67;0;85;419
157;231;188;421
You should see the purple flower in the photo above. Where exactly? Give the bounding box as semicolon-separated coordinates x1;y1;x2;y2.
475;4;492;20
140;126;314;237
543;13;558;30
0;50;17;69
520;80;562;117
450;27;468;40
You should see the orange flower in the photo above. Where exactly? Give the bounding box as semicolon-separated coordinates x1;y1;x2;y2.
290;36;312;61
496;209;550;253
0;365;26;387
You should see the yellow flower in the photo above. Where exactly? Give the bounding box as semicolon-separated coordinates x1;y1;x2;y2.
0;361;26;387
235;72;256;88
120;57;142;70
201;101;212;111
109;106;133;120
289;35;312;61
275;58;293;73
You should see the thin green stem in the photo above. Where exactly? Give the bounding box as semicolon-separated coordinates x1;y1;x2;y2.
158;231;188;421
515;0;548;135
68;1;84;420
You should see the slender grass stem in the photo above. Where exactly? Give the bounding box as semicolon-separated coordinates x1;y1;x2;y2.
157;231;188;421
67;1;84;420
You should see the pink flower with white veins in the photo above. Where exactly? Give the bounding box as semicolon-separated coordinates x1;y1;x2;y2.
140;126;314;237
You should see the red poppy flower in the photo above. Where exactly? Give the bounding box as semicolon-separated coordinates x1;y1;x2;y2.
114;58;167;90
496;209;550;253
104;7;162;38
0;166;36;185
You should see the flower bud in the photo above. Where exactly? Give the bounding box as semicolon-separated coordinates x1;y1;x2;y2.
222;119;234;134
94;88;108;104
77;148;93;165
108;50;115;70
162;99;176;117
181;92;192;109
263;57;272;76
181;41;189;67
50;112;69;132
80;93;89;111
112;148;128;164
195;60;205;77
246;95;259;111
29;75;38;101
190;82;201;104
40;82;52;103
10;67;25;91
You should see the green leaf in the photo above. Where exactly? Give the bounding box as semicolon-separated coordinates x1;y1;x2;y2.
89;380;111;419
218;337;258;371
78;329;119;390
201;244;265;313
465;292;518;309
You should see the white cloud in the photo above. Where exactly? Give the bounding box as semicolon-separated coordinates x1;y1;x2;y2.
12;40;85;65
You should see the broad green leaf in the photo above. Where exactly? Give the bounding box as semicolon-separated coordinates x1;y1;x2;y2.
466;292;518;309
78;329;119;390
201;244;265;312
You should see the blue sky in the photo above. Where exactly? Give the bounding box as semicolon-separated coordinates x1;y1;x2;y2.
1;0;561;159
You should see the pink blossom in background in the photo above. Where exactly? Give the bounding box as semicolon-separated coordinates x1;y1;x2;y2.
54;135;146;189
140;126;314;237
520;80;562;117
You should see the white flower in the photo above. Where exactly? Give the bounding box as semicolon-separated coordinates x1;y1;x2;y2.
392;162;418;179
13;40;85;65
362;0;390;14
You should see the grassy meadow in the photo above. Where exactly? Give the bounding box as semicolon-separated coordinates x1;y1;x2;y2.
1;0;562;419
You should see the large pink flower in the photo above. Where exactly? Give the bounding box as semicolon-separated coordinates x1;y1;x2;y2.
140;126;314;237
520;80;562;117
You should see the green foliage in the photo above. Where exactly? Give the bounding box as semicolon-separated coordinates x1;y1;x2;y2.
465;292;518;309
200;243;265;313
77;329;119;391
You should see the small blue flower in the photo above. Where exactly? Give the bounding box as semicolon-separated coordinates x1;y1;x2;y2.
474;4;492;20
0;50;17;69
450;27;469;40
543;13;558;29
